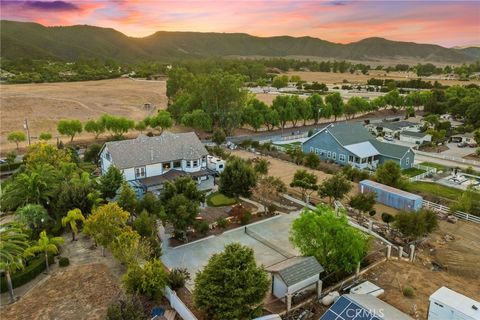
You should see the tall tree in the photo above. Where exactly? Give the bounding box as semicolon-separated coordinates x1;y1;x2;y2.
219;157;257;198
307;93;325;124
318;173;352;204
290;205;370;274
84;119;106;139
15;204;50;235
290;169;318;203
325;93;344;122
111;229;152;266
99;165;124;199
348;193;376;217
149;110;173;134
212;128;226;146
57;119;83;142
61;208;86;241
117;183;138;215
25;230;64;273
0;223;30;302
375;161;403;188
193;243;269;320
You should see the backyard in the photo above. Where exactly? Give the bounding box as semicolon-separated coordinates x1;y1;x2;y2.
402;167;426;177
206;192;237;207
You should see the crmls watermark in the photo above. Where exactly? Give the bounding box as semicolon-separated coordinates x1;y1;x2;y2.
346;308;385;318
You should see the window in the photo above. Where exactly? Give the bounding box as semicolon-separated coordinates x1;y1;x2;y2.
406;157;410;166
310;147;314;153
186;161;191;168
162;162;171;170
315;148;320;155
135;166;146;179
327;151;332;159
349;155;354;162
173;161;181;168
339;154;346;162
193;160;199;167
332;152;336;160
105;152;111;161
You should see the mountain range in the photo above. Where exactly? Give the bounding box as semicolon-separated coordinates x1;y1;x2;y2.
1;20;479;64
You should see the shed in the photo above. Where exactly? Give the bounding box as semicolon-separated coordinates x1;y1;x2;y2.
428;286;480;320
268;256;324;310
320;294;413;320
359;180;423;211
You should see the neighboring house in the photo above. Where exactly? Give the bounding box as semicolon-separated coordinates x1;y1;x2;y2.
399;131;432;145
367;121;421;137
428;286;480;320
99;132;214;193
302;123;414;170
320;294;413;320
450;133;475;144
268;256;324;311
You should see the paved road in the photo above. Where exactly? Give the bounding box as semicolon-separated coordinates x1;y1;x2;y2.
414;154;480;171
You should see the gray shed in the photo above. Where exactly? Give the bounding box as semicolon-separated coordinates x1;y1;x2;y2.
268;256;324;310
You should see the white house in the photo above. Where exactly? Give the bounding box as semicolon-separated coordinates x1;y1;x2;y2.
399;131;432;145
428;287;480;320
99;132;214;193
268;256;324;311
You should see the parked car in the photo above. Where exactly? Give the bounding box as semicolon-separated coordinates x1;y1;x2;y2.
468;143;478;148
457;142;468;148
384;135;394;141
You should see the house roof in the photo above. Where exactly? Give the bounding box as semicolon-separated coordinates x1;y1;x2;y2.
103;132;208;169
320;294;413;320
269;256;324;287
377;121;417;131
138;168;214;187
344;141;379;158
429;287;480;319
304;123;411;160
400;131;429;138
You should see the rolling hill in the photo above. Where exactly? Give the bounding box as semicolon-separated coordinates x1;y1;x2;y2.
1;20;478;63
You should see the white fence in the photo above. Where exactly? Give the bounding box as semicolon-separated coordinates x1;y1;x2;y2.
422;200;480;224
415;150;479;167
409;164;437;182
164;286;198;320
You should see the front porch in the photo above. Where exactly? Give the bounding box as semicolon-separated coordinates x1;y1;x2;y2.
348;155;379;170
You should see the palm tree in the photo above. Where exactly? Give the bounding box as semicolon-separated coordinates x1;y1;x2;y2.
0;223;30;302
15;204;50;235
61;208;86;241
24;230;64;273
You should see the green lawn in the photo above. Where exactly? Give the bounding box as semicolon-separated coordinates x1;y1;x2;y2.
404;182;466;201
402;167;426;177
206;192;237;207
418;162;448;172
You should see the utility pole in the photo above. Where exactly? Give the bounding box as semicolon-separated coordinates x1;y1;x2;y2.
23;118;31;145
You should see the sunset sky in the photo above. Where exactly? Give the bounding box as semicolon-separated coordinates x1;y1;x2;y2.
1;0;479;47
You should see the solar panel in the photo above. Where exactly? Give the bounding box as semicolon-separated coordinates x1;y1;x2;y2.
319;296;383;320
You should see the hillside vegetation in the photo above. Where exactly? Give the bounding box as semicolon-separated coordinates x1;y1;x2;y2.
1;20;478;63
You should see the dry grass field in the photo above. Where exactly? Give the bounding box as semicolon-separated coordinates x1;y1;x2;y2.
0;78;167;147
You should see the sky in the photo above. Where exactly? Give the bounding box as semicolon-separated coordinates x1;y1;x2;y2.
1;0;479;47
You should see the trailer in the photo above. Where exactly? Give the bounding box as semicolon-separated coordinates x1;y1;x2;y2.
428;286;480;320
359;179;423;211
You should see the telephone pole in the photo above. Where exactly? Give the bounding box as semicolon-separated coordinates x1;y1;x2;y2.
23;119;31;145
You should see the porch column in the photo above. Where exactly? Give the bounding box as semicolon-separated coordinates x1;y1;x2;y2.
316;280;323;299
286;293;292;311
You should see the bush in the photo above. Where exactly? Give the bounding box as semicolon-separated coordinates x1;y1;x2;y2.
106;295;146;320
240;211;252;225
267;204;277;216
0;162;22;172
122;260;168;299
58;257;70;267
168;268;191;290
216;217;228;229
195;220;209;235
83;143;102;163
393;209;438;240
368;210;376;217
0;254;55;293
402;286;415;298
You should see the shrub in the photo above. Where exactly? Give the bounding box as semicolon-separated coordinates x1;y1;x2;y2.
0;254;55;293
58;257;70;267
240;211;252;225
106;295;146;320
122;260;168;299
195;220;209;235
168;268;191;290
402;286;415;298
368;210;377;217
267;204;277;216
216;217;228;229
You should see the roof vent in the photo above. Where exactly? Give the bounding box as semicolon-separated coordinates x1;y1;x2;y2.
473;305;478;311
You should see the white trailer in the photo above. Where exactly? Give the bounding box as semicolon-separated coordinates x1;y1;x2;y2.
428;287;480;320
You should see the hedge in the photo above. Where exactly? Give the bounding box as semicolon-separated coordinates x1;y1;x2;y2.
0;162;22;172
0;254;55;293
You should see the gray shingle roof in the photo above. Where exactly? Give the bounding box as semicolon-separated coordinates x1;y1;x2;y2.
273;256;324;287
377;121;417;131
370;139;411;159
400;131;428;138
103;132;208;169
325;123;376;146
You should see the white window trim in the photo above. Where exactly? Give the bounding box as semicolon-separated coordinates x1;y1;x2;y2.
339;154;346;162
327;151;332;159
332;152;336;160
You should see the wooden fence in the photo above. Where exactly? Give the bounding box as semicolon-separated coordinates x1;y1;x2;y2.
422;200;480;224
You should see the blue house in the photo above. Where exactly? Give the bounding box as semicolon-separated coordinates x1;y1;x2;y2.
302;122;414;170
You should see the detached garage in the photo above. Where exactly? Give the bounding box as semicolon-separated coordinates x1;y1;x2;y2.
268;256;324;311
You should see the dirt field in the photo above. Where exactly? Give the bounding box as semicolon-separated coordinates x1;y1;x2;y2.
0;264;121;320
0;78;167;147
284;70;480;86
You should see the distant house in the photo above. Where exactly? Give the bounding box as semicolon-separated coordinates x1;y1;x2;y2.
302;123;414;170
399;131;432;145
268;256;324;311
367;120;421;137
99;132;214;193
320;294;413;320
450;132;475;144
